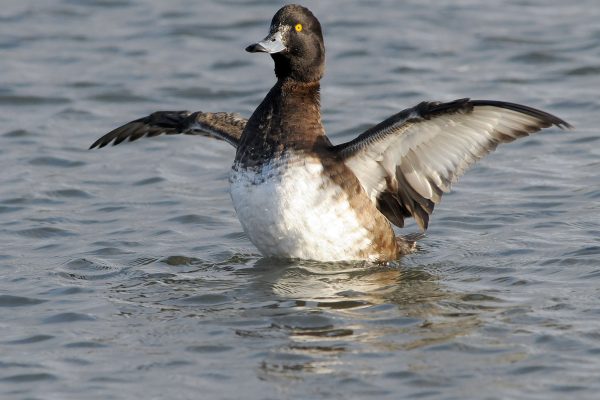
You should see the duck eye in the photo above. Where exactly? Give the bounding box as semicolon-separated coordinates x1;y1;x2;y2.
295;23;303;32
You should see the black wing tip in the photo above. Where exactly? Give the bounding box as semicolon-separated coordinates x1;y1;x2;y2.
89;138;106;149
89;131;120;149
88;111;190;151
470;99;573;130
418;98;572;130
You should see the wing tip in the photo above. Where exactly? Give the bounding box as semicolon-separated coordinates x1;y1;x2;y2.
89;139;104;150
89;133;116;149
557;119;574;130
470;99;572;130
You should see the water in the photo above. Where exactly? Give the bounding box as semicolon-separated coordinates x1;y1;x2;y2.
1;0;599;398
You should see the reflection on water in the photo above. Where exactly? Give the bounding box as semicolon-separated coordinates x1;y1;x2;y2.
103;255;483;381
241;259;481;376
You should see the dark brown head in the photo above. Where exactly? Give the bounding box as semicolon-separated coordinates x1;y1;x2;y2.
246;4;325;83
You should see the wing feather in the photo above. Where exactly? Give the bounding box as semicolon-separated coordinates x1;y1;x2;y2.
335;99;571;230
90;111;247;149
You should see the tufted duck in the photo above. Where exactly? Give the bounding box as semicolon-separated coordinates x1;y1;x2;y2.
91;4;571;262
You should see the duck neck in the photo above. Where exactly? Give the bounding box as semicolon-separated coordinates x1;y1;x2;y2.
277;78;322;119
267;78;325;144
236;79;330;167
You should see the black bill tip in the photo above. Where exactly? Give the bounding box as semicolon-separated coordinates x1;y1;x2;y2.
245;43;267;53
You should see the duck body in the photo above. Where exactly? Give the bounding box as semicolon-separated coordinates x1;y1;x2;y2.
90;4;571;262
230;79;398;261
230;150;382;261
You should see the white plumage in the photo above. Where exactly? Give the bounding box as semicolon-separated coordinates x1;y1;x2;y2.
230;153;375;261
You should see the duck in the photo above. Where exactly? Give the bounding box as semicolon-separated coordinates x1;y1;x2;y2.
90;4;571;262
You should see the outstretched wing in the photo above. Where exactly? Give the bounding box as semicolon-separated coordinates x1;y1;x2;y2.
90;111;247;149
334;98;571;230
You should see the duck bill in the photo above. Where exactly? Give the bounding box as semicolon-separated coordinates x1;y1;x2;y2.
245;31;286;54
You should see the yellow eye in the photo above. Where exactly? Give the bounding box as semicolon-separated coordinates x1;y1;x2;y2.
295;23;303;32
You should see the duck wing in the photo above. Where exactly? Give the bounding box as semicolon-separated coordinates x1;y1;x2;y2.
333;98;571;230
90;111;247;149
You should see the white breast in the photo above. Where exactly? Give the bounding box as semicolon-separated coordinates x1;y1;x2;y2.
229;154;375;261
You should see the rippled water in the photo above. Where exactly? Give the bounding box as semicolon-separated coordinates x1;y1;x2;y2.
1;0;599;399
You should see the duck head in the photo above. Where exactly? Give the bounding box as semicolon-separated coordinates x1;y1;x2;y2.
246;4;325;83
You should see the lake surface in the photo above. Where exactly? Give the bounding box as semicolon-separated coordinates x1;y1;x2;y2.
1;0;599;399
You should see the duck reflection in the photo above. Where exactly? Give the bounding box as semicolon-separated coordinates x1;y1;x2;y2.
243;258;439;308
235;257;480;377
105;252;481;379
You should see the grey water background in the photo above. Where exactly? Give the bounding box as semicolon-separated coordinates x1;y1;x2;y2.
1;0;599;398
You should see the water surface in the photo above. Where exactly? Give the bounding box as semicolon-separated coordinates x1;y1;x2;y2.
1;0;599;399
